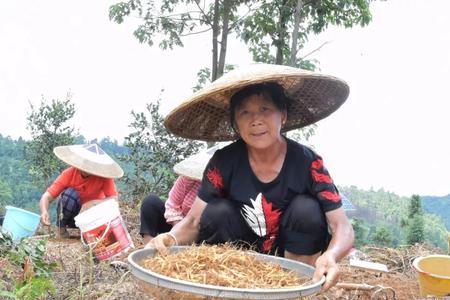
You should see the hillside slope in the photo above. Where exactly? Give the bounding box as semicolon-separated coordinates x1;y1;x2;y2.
422;194;450;229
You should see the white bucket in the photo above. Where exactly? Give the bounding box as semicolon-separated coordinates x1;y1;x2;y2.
74;200;134;261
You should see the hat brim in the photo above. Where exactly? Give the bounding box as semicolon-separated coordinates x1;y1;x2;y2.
164;64;349;141
54;145;124;179
172;142;231;180
173;152;209;181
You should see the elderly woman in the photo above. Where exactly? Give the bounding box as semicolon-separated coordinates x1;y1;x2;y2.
150;64;354;291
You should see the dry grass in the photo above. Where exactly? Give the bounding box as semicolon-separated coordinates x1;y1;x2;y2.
142;243;310;289
29;201;442;299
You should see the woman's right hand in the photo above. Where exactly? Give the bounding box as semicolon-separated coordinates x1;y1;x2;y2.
40;210;51;226
145;233;177;253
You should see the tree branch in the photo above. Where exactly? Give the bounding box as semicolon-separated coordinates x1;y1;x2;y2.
228;3;261;31
194;0;212;26
180;27;212;36
300;40;330;59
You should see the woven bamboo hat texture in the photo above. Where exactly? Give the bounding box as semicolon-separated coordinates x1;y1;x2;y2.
53;144;124;179
173;142;231;181
164;63;349;141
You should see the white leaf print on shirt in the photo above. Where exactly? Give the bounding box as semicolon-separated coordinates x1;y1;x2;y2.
241;193;266;237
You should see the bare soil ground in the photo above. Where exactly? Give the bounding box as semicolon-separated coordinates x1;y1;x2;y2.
24;203;448;299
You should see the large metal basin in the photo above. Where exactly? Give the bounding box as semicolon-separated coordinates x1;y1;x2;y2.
128;246;325;299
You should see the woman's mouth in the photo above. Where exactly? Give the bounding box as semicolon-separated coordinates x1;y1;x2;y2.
251;131;267;137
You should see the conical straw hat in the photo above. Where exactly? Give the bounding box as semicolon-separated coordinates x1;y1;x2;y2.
164;63;349;141
53;144;124;179
173;142;230;181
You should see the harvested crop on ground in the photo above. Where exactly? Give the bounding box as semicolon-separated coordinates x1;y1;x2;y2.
142;243;311;289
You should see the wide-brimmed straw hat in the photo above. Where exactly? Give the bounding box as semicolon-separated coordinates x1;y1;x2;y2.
173;142;230;181
53;144;124;179
164;63;349;141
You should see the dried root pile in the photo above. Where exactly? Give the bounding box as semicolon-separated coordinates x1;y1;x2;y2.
143;244;310;289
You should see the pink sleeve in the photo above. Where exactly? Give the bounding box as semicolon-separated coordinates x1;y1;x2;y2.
164;176;188;223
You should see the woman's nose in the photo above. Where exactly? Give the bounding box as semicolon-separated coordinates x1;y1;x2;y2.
250;111;263;125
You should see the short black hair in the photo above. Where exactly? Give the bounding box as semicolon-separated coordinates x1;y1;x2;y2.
229;82;289;130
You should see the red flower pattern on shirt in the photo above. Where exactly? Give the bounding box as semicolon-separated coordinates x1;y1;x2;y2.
206;167;224;190
261;196;282;252
311;158;341;203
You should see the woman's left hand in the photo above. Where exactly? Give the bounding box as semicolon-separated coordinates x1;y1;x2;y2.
312;251;340;291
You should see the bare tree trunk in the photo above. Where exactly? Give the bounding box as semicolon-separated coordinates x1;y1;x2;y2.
211;0;220;81
218;0;231;79
275;0;288;65
289;0;303;66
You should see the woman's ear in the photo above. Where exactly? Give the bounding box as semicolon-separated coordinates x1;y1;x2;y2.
282;110;287;126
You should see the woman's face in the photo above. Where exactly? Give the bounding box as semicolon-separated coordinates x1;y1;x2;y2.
80;170;91;177
233;93;287;150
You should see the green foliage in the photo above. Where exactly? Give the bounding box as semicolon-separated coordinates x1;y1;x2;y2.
370;225;392;247
120;98;202;202
406;195;425;245
0;178;13;208
350;218;368;248
407;216;425;245
237;0;375;66
192;64;236;92
25;94;77;188
421;194;450;229
0;232;57;299
408;194;422;217
341;186;448;250
286;124;317;144
14;276;56;300
110;0;208;49
0;135;41;213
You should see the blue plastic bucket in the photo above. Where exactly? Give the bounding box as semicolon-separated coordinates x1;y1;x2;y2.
1;206;41;241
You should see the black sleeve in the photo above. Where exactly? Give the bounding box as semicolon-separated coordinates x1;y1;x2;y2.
197;150;228;203
306;149;342;212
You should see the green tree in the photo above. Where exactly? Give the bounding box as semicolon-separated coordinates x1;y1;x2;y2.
406;194;425;245
408;194;423;218
109;0;252;81
407;216;425;245
341;185;450;250
350;218;367;248
25;94;76;188
0;135;41;212
120;98;201;202
0;179;13;208
237;0;374;68
371;225;392;247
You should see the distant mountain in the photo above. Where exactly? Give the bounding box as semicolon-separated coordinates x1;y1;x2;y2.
422;194;450;229
339;185;449;249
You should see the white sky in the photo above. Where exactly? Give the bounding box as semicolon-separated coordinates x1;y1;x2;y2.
0;0;449;197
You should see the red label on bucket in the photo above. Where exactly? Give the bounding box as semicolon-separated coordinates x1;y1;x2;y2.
82;216;133;260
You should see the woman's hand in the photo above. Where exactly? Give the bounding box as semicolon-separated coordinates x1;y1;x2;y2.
313;251;340;291
40;210;51;226
39;191;54;226
145;233;177;253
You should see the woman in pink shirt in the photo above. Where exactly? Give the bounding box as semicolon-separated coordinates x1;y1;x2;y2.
140;143;228;244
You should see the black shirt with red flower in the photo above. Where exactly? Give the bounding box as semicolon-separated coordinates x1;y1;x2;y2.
198;138;342;252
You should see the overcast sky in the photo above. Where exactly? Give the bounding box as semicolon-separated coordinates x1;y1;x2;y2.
1;0;449;197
